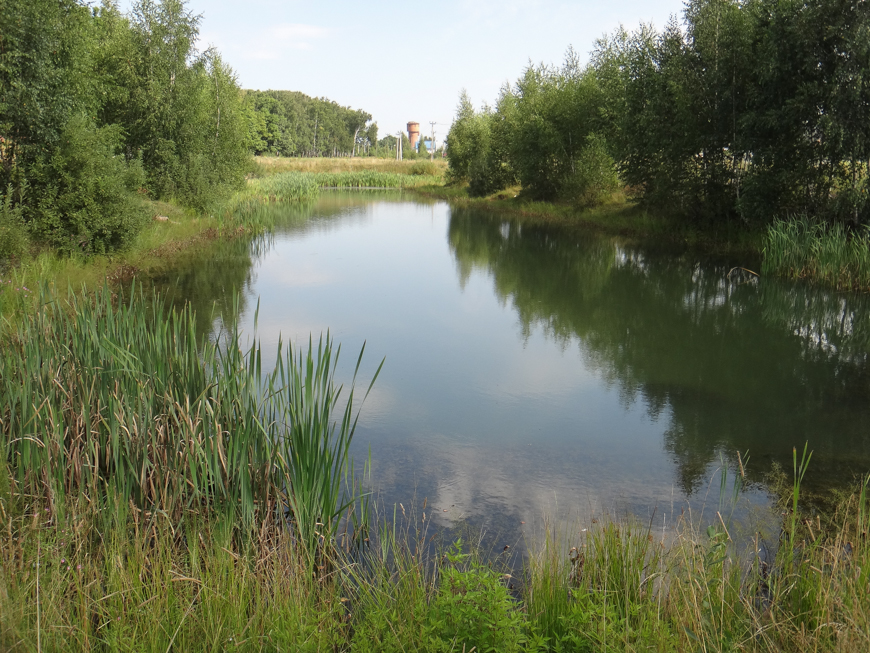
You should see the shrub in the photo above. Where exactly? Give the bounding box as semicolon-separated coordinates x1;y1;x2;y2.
409;160;438;176
560;134;621;207
27;116;149;254
426;539;533;653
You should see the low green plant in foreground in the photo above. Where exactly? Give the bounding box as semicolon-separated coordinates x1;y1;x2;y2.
763;215;870;290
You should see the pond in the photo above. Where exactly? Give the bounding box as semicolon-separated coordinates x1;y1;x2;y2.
150;193;870;543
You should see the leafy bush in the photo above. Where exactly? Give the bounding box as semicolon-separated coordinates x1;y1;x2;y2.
426;540;533;653
27;116;149;254
469;149;514;197
560;134;621;207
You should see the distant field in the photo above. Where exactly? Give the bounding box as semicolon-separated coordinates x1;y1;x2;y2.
253;156;447;177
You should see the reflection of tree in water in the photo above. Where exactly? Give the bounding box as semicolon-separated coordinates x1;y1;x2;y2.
448;207;870;497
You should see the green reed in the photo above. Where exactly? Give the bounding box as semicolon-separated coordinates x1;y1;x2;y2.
0;284;377;555
4;443;870;651
223;171;439;222
224;173;322;219
763;215;870;290
310;171;441;188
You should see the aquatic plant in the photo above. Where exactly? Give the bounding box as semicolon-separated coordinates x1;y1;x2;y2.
763;216;870;290
0;284;378;555
224;171;440;222
3;453;870;651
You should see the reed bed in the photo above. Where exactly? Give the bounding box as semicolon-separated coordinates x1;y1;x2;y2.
253;155;446;177
3;432;870;651
224;171;440;221
311;171;442;189
224;172;322;219
763;215;870;290
0;284;378;554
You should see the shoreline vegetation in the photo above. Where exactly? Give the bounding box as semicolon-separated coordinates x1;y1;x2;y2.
3;155;870;650
3;0;870;649
3;280;870;651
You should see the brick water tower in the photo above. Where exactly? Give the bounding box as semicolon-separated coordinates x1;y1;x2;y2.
407;122;421;150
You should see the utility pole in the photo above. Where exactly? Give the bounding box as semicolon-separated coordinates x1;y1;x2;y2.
430;122;436;162
396;131;403;161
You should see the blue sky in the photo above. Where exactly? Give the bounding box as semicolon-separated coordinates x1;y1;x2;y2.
119;1;684;141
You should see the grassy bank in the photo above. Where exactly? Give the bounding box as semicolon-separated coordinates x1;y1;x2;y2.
0;198;271;329
3;451;870;651
225;171;442;224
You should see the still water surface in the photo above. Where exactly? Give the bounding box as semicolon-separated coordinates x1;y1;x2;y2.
152;193;870;540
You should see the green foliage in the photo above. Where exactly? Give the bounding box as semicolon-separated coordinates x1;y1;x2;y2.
0;0;93;175
763;215;870;290
446;90;483;183
274;334;382;556
510;50;605;201
0;0;250;256
4;441;870;651
229;171;440;219
426;539;533;653
0;185;29;264
0;284;377;556
409;160;439;176
560;133;621;207
311;171;440;188
27;116;149;253
111;1;249;210
446;0;870;228
243;89;374;157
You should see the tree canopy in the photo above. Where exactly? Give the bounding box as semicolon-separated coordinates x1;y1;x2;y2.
0;0;249;255
447;0;870;225
243;90;374;158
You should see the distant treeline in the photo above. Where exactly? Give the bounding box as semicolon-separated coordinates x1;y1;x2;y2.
243;90;377;158
447;0;870;225
242;91;439;160
0;0;251;255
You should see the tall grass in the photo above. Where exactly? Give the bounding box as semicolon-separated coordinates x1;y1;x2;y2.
224;171;440;221
763;215;870;289
524;457;870;652
253;155;447;177
3;440;870;651
224;172;322;219
312;171;442;188
0;284;379;555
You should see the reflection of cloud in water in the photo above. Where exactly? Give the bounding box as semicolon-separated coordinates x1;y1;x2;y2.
362;427;696;537
258;258;337;288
